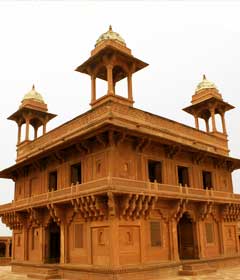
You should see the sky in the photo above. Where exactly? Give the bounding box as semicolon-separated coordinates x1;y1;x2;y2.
1;0;240;235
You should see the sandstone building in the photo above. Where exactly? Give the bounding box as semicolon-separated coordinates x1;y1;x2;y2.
0;26;240;279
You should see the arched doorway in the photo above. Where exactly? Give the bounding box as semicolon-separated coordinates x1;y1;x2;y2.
46;221;60;263
177;212;198;260
0;243;6;257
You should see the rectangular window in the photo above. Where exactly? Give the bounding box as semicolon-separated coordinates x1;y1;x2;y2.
71;163;82;185
202;171;212;189
49;171;57;191
74;224;83;248
205;223;214;243
150;221;161;247
178;166;189;186
148;160;162;183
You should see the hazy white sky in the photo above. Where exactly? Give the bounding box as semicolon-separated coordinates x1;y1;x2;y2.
1;1;240;235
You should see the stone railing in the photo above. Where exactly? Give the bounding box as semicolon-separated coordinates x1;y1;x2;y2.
0;177;239;213
17;101;229;162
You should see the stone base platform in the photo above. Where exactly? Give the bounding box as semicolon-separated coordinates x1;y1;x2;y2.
179;263;217;276
11;255;240;280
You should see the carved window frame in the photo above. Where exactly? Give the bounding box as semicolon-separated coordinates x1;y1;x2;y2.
176;164;191;187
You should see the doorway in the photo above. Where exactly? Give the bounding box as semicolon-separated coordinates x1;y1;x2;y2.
0;243;6;257
177;212;198;260
46;221;60;263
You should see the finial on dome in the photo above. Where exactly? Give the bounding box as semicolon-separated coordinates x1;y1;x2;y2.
203;74;206;80
95;25;126;47
32;84;35;90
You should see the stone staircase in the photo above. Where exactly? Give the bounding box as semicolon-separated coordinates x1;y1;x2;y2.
179;263;217;276
27;268;61;279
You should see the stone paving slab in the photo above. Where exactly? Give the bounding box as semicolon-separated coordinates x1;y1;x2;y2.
1;266;240;280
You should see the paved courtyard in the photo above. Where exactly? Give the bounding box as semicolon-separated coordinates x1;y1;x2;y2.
1;265;240;280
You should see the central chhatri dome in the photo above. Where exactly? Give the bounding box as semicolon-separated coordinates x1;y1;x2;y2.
22;85;45;104
195;74;218;93
95;25;126;47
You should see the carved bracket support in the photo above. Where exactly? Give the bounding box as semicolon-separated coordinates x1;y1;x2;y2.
120;194;157;220
222;203;240;222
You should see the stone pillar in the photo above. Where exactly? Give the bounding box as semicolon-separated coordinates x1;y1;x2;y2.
5;240;10;258
109;217;119;266
23;227;29;261
17;123;22;145
43;122;47;135
107;64;114;95
220;112;227;134
60;223;68;264
34;127;38;139
25;118;30;141
12;232;15;260
127;73;133;101
210;108;217;132
205;118;210;132
196;220;205;258
40;226;45;263
168;219;179;261
218;222;225;255
194;114;199;129
91;75;96;103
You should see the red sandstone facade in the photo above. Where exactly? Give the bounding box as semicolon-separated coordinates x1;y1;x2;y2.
0;27;240;279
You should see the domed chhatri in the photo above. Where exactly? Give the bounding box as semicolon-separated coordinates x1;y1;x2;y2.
22;85;45;104
95;25;126;47
195;74;218;93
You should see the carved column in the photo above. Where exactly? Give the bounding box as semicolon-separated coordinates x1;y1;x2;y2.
218;221;225;255
42;121;47;135
91;75;96;103
205;118;210;132
23;227;29;261
25;118;30;141
210;107;217;132
196;220;205;258
60;223;68;264
34;127;38;139
220;112;227;134
107;64;114;95
127;73;133;101
17;123;22;145
194;114;199;129
5;240;10;258
168;219;179;261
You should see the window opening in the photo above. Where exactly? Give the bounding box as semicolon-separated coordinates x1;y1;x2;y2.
178;166;189;186
71;163;82;185
148;160;162;183
49;171;58;191
202;171;212;189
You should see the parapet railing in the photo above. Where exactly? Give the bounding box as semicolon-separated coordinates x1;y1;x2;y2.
17;102;229;162
0;177;239;212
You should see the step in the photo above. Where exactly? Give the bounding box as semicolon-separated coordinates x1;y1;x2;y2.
27;272;61;279
179;263;216;276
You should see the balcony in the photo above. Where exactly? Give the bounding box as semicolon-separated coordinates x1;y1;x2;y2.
0;177;239;213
